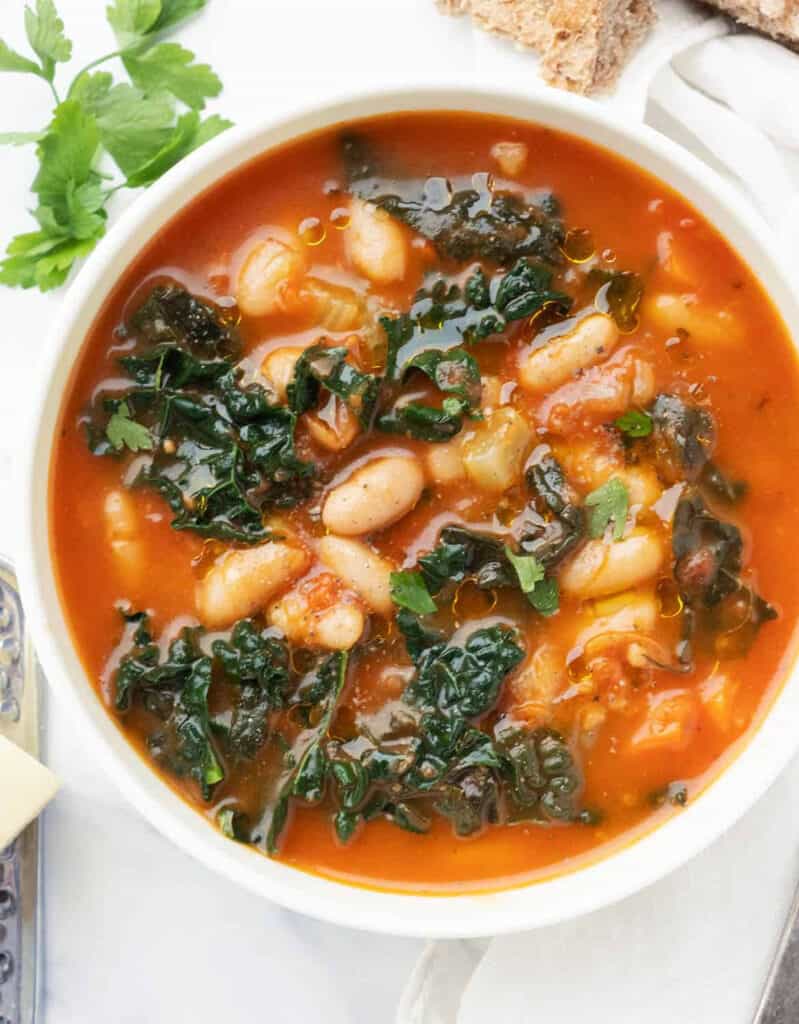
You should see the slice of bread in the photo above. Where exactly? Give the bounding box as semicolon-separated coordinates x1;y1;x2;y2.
542;0;657;92
434;0;657;93
703;0;799;45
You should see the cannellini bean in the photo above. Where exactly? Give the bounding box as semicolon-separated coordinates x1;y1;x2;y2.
560;530;665;600
305;396;360;452
196;541;311;628
236;237;306;318
577;590;658;646
644;293;744;346
346;198;408;285
631;358;656;406
300;277;366;331
462;407;532;493
268;584;365;650
261;346;304;404
490;140;528;178
519;313;619;393
322;455;424;535
424;438;466;485
630;689;698;753
506;643;565;723
105;489;144;585
318;536;394;615
557;440;661;508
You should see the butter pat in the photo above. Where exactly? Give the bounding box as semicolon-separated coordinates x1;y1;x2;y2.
0;735;60;849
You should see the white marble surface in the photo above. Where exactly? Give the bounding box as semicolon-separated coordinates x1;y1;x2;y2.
1;1;798;1021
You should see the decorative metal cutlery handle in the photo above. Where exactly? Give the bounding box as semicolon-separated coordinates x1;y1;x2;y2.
0;559;42;1024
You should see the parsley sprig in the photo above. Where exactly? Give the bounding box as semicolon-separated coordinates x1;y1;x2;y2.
0;0;231;291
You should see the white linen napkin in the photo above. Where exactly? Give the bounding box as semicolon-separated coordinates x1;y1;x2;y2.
398;14;799;1024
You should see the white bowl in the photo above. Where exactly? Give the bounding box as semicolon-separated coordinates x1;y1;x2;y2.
19;83;799;939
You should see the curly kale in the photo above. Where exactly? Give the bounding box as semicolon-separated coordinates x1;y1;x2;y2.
519;454;585;569
381;261;570;382
88;283;313;543
287;343;380;428
113;613;293;799
342;133;566;266
113;612;223;800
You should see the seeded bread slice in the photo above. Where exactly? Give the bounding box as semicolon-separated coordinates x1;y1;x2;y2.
703;0;799;46
541;0;658;92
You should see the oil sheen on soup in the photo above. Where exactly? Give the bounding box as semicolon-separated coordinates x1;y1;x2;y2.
51;112;799;893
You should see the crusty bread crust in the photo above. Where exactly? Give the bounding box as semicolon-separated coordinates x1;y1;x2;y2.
703;0;799;45
542;0;657;92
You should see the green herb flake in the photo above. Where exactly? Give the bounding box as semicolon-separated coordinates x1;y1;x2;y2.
105;401;153;452
615;409;653;438
585;477;629;541
504;547;545;593
390;571;437;615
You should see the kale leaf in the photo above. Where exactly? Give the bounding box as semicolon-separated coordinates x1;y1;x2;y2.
287;342;380;428
381;261;570;379
378;346;482;442
519;454;584;568
419;525;515;594
88;283;313;543
342;134;566;266
266;652;349;853
113;612;223;799
495;723;583;823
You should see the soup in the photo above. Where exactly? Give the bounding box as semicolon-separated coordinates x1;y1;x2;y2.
51;112;799;893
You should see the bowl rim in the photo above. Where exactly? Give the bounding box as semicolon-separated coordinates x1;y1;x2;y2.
18;80;799;939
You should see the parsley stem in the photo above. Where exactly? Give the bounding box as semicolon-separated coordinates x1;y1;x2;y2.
47;79;60;106
67;49;127;96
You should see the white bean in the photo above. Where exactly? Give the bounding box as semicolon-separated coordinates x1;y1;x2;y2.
317;536;394;615
261;346;304;404
236;237;306;318
462;407;532;493
322;455;424;535
644;293;744;346
346;198;408;285
506;643;565;723
268;588;365;650
518;313;619;393
577;590;658;646
560;530;665;600
490;140;528;178
196;541;311;628
105;489;143;585
425;439;466;485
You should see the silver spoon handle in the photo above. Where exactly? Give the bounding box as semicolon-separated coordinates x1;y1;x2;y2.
753;873;799;1024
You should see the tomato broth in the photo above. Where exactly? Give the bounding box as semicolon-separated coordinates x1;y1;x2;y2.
51;112;799;892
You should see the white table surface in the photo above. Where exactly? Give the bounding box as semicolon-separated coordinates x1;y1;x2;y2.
1;2;798;1021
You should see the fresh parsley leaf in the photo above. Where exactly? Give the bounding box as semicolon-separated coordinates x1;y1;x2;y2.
1;0;229;293
32;100;100;208
390;571;437;615
124;110;230;188
615;409;653;438
106;0;162;46
0;40;43;77
24;0;72;82
585;477;629;541
504;547;545;593
123;42;222;110
106;401;154;452
0;231;95;290
527;576;559;616
504;546;559;616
